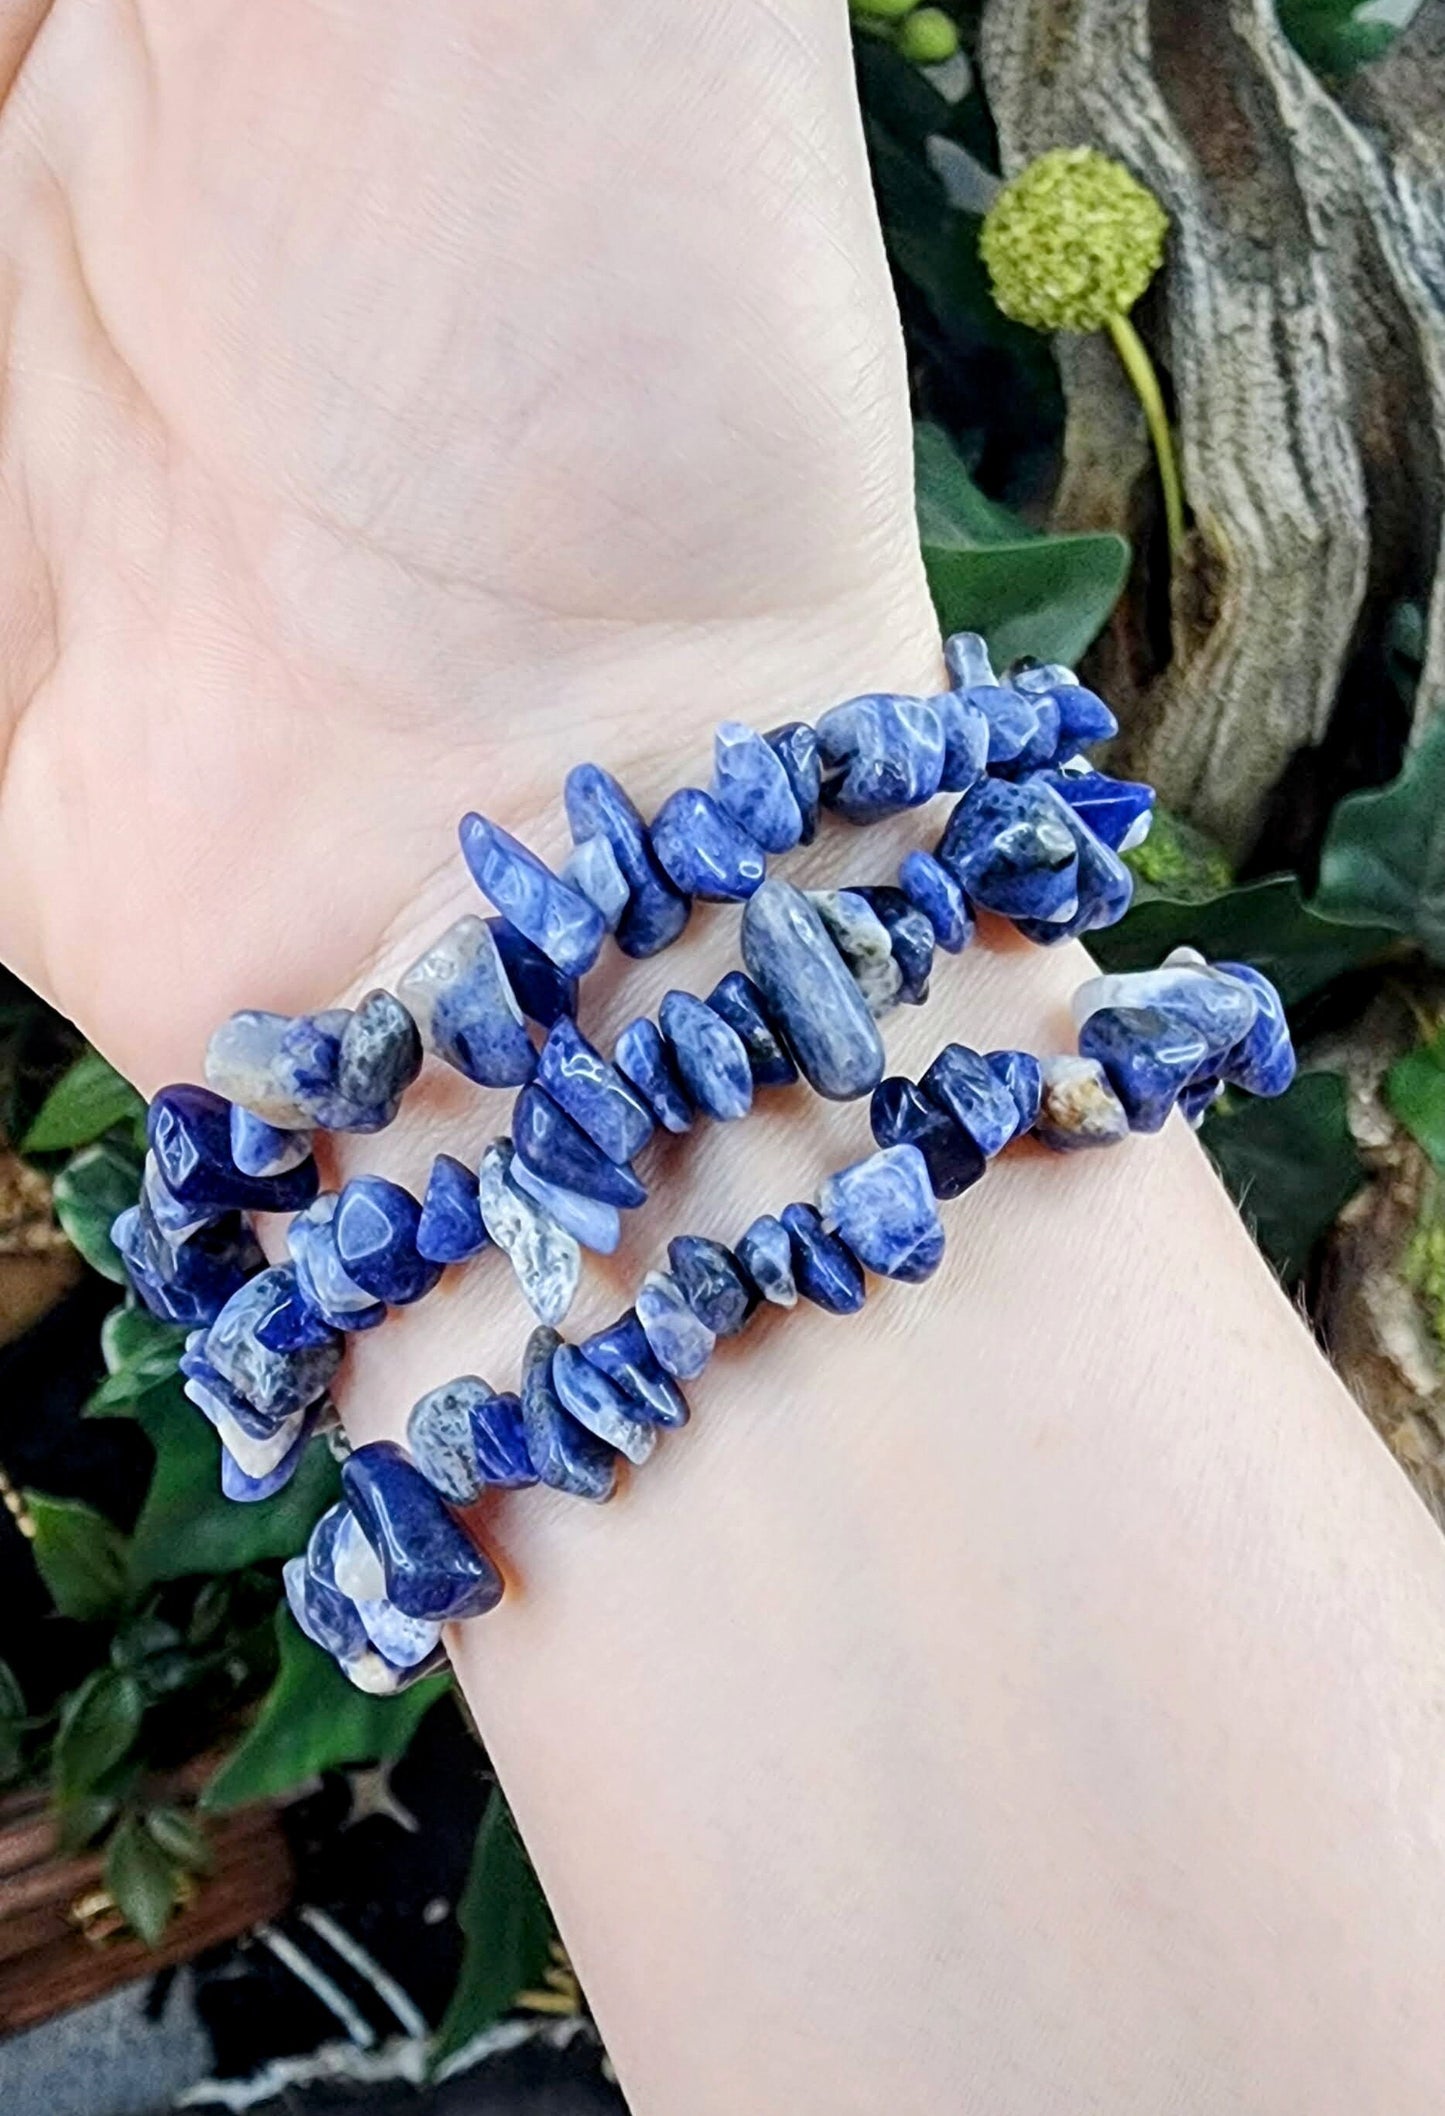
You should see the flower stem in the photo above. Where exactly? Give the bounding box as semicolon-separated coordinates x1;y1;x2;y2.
1106;309;1185;563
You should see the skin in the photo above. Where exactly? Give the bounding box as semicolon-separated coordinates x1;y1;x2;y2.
3;5;1445;2110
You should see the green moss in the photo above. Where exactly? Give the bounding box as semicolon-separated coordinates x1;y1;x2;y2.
1126;807;1233;903
1406;1210;1445;1354
980;148;1168;335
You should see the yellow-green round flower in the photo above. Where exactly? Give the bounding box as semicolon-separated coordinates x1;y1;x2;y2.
980;146;1167;334
897;8;960;63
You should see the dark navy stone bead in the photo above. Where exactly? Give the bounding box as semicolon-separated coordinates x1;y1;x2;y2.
736;1214;797;1307
956;684;1040;767
220;1408;318;1502
536;1016;655;1165
712;720;804;853
288;1196;387;1331
780;1202;866;1315
488;919;577;1030
478;1140;582;1324
984;1049;1043;1135
141;1154;213;1244
855;887;935;1006
818;1144;945;1283
521;1324;618;1502
650;786;767;902
1036;682;1118;759
1079;1004;1213;1134
1044;767;1155;854
897;849;974;955
551;1343;658;1466
765;721;823;844
204;1265;342;1419
416;1153;488;1265
564;761;691;959
513;1084;648;1207
398;916;537;1089
1014;802;1132;943
1215;962;1296;1099
336;991;423;1116
816;695;946;821
869;1076;985;1200
249;1262;340;1354
807;891;900;1016
921;1044;1022;1159
562;832;630;931
667;1235;753;1337
942;631;995;690
1179;1076;1225;1126
580;1311;690;1428
342;1439;504;1621
148;1083;320;1215
636;1270;715;1380
1035;1055;1132;1150
229;1106;312;1180
658;992;754;1123
334;1177;441;1305
459;813;605;978
995;692;1061;777
407;1376;537;1502
115;1203;264;1329
740;881;885;1101
704;971;798;1089
1071;953;1257;1061
614;1017;694;1133
509;1157;622;1254
935;778;1080;925
932;690;991;793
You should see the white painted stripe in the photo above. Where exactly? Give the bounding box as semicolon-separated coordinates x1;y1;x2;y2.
252;1924;376;2050
298;1906;429;2039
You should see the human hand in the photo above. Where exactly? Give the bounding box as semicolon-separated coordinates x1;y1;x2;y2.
0;0;937;1083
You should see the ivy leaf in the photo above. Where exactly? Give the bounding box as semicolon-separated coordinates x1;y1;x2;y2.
128;1380;340;1588
53;1666;145;1800
104;1812;181;1947
145;1804;212;1875
23;1049;145;1154
24;1492;131;1622
916;423;1129;667
51;1140;141;1283
1316;716;1445;960
202;1609;448;1812
1386;1030;1445;1174
431;1792;555;2068
1201;1071;1366;1286
89;1305;187;1416
1092;874;1396;1006
1280;0;1396;75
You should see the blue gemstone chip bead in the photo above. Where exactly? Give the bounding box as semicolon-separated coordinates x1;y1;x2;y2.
1078;1006;1213;1134
815;695;946;822
808;891;901;1017
335;992;424;1118
113;1204;264;1329
712;721;804;853
416;1154;489;1265
650;787;767;902
342;1440;504;1622
780;1202;866;1314
488;919;578;1029
869;1076;986;1200
521;1324;619;1502
705;972;798;1089
551;1343;659;1466
333;1177;442;1306
985;1050;1043;1135
897;850;973;955
855;888;935;1006
817;1143;945;1283
230;1106;313;1180
736;1214;798;1307
1216;961;1297;1099
766;722;823;844
477;1140;582;1325
936;778;1080;926
1034;1055;1132;1151
920;1044;1023;1159
1013;798;1132;944
513;1084;648;1207
933;689;991;794
397;915;536;1089
636;1270;716;1380
459;813;606;978
615;1016;694;1134
1045;766;1155;855
202;1266;342;1421
220;1412;321;1503
667;1235;754;1337
564;761;691;959
580;1311;690;1427
562;832;630;931
407;1377;537;1503
658;992;754;1123
508;1159;623;1255
289;1195;386;1332
740;881;885;1102
148;1084;320;1215
535;1016;655;1165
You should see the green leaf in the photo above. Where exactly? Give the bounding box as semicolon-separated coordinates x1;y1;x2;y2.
202;1609;448;1812
23;1050;144;1154
914;421;1028;546
25;1493;131;1622
104;1812;181;1947
1201;1071;1366;1285
0;1660;27;1787
53;1667;144;1800
431;1792;555;2068
90;1305;187;1416
52;1140;141;1283
128;1380;340;1588
144;1804;212;1875
1316;716;1445;960
0;1658;26;1724
1280;0;1396;74
1386;1031;1445;1174
57;1792;120;1854
1092;874;1397;1007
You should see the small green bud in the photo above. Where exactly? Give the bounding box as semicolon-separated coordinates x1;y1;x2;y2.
850;0;917;21
980;146;1167;334
897;7;960;63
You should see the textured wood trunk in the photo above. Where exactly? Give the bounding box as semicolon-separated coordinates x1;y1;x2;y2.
979;0;1445;855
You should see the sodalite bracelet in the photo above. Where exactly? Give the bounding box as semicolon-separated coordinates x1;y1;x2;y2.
278;943;1297;1695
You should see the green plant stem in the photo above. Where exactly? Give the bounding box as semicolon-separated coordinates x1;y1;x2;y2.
1106;308;1185;562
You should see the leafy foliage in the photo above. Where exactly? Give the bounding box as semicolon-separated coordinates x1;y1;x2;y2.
1201;1073;1366;1287
1316;715;1445;960
23;1048;145;1154
1386;1028;1445;1175
432;1792;556;2067
1279;0;1397;76
24;1494;131;1623
51;1139;140;1282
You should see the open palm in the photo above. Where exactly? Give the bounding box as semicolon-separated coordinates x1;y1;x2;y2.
0;0;934;1087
